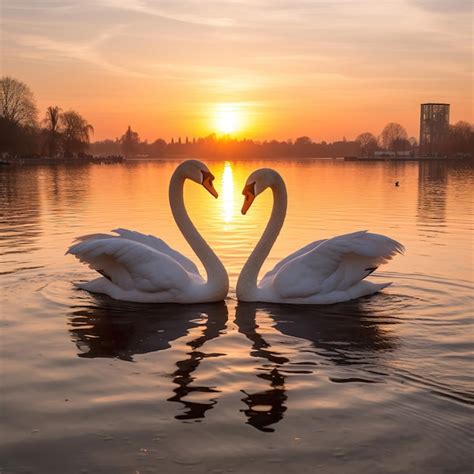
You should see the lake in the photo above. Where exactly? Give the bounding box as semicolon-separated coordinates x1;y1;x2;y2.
1;159;472;473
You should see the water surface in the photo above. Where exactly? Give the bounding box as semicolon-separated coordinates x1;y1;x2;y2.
1;159;473;473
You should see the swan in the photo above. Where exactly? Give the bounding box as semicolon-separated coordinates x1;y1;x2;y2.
67;160;229;303
236;168;404;304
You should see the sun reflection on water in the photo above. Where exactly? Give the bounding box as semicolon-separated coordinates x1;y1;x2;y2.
221;161;234;223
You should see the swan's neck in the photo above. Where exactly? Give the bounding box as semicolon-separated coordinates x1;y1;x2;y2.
236;176;287;300
169;171;228;297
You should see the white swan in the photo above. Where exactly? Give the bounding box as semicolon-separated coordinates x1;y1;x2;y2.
236;168;404;304
67;160;229;303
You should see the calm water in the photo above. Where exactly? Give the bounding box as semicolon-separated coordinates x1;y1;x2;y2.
1;159;473;473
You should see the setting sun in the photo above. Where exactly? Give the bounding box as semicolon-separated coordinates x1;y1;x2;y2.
214;104;243;135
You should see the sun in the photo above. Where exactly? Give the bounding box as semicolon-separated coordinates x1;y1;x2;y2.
214;103;242;135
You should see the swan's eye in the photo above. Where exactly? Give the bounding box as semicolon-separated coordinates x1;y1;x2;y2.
242;182;256;197
201;170;215;183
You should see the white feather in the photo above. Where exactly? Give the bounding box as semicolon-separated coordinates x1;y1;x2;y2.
66;160;228;304
270;231;404;300
237;168;404;305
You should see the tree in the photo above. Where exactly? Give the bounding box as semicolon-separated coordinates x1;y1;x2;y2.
0;77;38;156
294;136;313;156
447;121;474;155
355;132;378;156
391;137;411;152
380;123;408;150
0;116;39;156
120;125;140;156
294;136;312;146
0;76;37;125
61;110;94;156
149;138;166;157
42;106;62;156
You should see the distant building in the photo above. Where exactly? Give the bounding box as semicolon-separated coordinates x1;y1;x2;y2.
419;103;450;156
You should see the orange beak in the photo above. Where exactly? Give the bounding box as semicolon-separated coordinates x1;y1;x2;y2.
201;170;218;198
241;182;256;215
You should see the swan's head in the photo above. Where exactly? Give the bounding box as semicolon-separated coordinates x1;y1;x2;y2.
241;168;280;215
180;160;218;198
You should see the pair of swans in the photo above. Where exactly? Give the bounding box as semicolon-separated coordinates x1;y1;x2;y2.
68;160;404;305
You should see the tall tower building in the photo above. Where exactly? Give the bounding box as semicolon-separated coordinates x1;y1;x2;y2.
419;103;450;156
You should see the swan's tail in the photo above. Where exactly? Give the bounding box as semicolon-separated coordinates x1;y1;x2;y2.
74;277;111;295
347;280;392;300
375;282;392;291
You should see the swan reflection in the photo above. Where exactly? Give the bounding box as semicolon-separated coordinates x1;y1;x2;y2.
68;295;397;432
235;304;288;433
167;303;228;420
266;295;398;366
235;295;398;432
68;299;228;421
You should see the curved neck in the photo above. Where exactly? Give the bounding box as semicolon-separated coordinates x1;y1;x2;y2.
237;175;287;299
169;169;228;294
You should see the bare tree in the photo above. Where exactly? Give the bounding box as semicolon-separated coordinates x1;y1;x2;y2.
380;123;408;150
447;121;474;155
42;106;62;156
60;110;94;156
0;76;37;125
355;132;378;156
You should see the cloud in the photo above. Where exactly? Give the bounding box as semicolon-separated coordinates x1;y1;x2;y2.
13;30;150;78
409;0;472;13
98;0;234;27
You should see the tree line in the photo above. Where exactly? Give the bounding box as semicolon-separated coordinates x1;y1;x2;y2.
1;76;472;160
93;122;421;158
0;77;94;158
93;121;473;159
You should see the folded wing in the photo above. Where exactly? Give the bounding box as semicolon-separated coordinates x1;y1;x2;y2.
74;228;200;275
272;231;404;299
67;237;191;294
261;238;326;281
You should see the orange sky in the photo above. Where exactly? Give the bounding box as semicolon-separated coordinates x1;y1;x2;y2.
1;0;472;141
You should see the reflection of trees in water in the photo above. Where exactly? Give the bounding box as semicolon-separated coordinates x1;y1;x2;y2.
167;304;228;421
68;299;228;420
382;161;410;182
235;297;397;432
417;161;448;225
43;164;91;208
0;164;91;270
0;167;42;268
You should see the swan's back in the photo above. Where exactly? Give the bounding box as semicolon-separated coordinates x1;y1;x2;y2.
74;228;200;275
270;231;404;301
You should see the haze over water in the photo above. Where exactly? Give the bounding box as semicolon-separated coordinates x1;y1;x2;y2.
1;159;473;473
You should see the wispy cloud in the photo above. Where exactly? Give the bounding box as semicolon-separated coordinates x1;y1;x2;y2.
409;0;472;13
13;29;150;78
1;0;471;140
99;0;234;27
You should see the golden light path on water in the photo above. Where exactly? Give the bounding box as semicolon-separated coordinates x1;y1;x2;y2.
220;161;234;224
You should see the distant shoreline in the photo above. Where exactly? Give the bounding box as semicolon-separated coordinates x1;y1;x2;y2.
1;155;471;166
0;155;124;165
343;155;469;162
